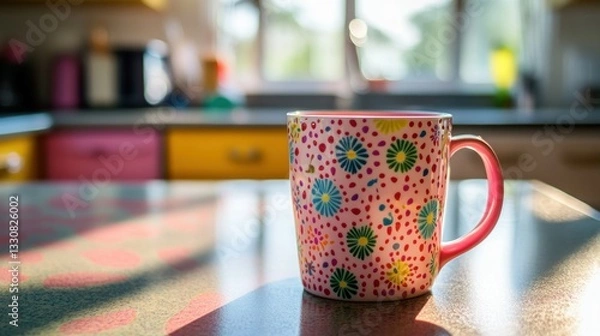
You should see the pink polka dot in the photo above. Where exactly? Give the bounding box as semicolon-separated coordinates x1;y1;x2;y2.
165;292;223;334
83;249;141;269
59;309;136;334
43;272;127;288
158;247;197;271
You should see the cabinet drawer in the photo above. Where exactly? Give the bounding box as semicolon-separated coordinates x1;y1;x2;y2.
44;130;161;180
560;131;600;168
0;135;37;181
167;128;288;179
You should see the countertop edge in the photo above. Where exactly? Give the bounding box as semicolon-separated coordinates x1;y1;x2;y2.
0;113;53;139
2;108;600;138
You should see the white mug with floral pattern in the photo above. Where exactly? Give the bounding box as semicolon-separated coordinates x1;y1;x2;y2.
288;111;504;301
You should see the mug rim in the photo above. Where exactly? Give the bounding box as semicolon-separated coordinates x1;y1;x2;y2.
287;110;452;119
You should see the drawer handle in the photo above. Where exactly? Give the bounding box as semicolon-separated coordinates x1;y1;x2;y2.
0;152;22;175
90;148;109;158
228;148;263;164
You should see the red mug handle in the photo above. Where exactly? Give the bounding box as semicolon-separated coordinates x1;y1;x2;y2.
440;135;504;268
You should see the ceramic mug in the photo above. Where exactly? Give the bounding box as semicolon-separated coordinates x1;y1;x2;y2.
287;111;503;301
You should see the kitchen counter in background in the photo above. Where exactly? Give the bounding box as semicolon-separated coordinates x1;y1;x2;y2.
1;108;599;208
46;108;600;127
0;113;53;138
0;180;598;335
1;108;599;132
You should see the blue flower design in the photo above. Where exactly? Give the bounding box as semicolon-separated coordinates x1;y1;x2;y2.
335;136;369;174
312;178;342;217
289;141;294;164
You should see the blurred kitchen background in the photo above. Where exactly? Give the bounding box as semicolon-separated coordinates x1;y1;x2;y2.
1;0;599;110
0;0;599;207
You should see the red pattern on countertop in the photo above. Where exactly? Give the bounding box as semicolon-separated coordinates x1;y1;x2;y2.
82;249;142;269
1;250;44;263
59;308;137;334
165;292;224;334
80;221;159;243
43;272;127;288
40;240;77;251
0;271;28;284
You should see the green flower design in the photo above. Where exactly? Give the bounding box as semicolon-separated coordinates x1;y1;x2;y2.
418;199;438;239
335;136;369;174
346;225;377;260
386;139;418;173
330;268;359;300
288;141;294;164
428;252;438;278
312;179;342;217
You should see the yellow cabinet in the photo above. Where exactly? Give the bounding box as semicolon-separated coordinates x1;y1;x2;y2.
167;128;288;179
0;135;37;181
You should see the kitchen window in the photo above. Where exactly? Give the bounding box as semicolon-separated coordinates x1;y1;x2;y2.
219;0;521;93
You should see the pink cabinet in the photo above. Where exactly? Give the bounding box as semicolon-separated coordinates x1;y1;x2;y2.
44;129;161;180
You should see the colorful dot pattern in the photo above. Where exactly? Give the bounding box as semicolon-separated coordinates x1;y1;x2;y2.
289;115;452;301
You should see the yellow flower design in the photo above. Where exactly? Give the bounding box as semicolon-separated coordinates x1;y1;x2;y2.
386;260;411;288
288;118;301;142
373;119;408;134
441;129;450;161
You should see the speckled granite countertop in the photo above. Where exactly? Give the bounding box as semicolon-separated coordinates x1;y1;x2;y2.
0;180;598;335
